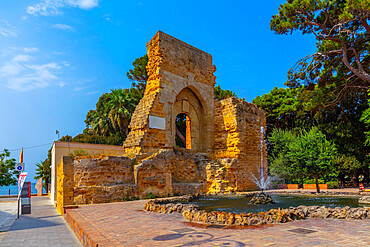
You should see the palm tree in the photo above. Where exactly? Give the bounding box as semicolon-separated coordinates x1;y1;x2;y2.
34;159;50;193
84;89;140;138
108;89;136;136
85;93;113;136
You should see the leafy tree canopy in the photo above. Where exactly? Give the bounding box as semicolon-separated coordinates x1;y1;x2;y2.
214;85;236;100
126;54;148;95
269;127;338;192
255;86;369;174
271;0;369;106
84;88;139;139
0;149;17;186
268;128;301;183
253;87;312;135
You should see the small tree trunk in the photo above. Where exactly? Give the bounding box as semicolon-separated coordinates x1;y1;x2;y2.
314;175;320;193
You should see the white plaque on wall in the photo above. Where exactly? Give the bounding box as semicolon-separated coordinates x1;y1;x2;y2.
149;115;166;130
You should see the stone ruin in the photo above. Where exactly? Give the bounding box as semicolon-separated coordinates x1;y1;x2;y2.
56;31;267;214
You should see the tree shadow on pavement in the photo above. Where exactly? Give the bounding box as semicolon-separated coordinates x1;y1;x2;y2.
153;232;247;246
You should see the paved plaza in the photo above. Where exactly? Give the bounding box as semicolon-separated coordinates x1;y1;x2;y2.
0;190;369;246
0;196;81;247
66;190;370;247
0;197;17;234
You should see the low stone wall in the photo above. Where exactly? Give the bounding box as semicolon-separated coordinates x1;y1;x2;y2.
172;183;206;195
57;156;138;214
144;196;370;226
57;148;270;213
134;149;209;197
74;184;138;204
57;149;223;212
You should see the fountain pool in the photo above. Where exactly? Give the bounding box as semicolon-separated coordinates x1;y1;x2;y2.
185;194;361;214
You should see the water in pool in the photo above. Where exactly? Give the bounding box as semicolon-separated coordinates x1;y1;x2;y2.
186;194;361;214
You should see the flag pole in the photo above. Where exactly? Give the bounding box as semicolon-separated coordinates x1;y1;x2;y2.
17;170;20;219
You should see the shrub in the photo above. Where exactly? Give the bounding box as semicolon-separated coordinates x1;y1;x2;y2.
327;181;338;189
303;178;325;184
145;192;156;199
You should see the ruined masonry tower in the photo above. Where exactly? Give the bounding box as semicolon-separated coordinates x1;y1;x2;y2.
55;31;267;214
123;31;216;154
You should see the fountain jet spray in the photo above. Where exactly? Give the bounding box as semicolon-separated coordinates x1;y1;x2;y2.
250;126;270;191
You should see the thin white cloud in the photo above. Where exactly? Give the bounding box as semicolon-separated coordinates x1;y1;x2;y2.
87;90;99;95
27;0;99;16
53;24;74;31
2;47;39;57
23;47;39;53
0;21;17;37
13;54;33;63
73;86;86;91
26;62;61;71
103;14;111;21
62;61;71;67
58;82;67;87
77;0;99;9
52;51;65;55
0;48;66;92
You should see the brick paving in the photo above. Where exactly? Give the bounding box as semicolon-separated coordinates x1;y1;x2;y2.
66;193;370;247
0;196;81;247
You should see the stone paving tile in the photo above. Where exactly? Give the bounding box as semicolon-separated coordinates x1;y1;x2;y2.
0;196;81;247
0;201;17;233
66;198;370;247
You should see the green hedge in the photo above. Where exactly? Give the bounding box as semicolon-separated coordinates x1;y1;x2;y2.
302;179;338;189
327;181;338;189
303;178;325;184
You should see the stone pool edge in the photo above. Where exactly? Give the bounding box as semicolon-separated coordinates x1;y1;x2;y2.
144;195;370;226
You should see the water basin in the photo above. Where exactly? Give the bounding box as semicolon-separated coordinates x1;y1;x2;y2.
186;194;361;214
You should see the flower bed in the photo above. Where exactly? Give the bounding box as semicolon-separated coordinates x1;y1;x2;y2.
144;195;370;226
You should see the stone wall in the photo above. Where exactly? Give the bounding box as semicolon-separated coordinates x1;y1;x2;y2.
57;134;265;213
57;150;209;212
57;155;138;214
134;149;208;197
72;156;137;204
51;141;126;204
213;97;267;191
57;156;74;215
206;158;239;193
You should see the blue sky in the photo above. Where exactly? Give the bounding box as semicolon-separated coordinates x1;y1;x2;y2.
0;0;317;183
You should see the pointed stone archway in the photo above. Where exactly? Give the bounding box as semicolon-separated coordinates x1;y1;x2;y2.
173;87;204;151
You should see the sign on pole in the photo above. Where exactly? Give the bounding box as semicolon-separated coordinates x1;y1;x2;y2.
15;163;24;172
17;172;27;219
17;172;28;199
